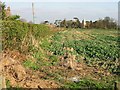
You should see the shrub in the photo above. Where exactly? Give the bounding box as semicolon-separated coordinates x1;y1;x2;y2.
2;21;51;52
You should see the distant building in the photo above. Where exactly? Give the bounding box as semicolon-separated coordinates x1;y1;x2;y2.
82;19;86;28
5;6;11;17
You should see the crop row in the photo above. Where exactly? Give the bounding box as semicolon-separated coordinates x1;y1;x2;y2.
41;31;119;73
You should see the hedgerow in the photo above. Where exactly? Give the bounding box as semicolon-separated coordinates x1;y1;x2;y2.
2;21;51;52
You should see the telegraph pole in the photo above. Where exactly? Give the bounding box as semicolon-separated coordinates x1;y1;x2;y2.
118;1;120;29
32;2;35;23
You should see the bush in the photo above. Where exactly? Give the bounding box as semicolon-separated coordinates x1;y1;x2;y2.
2;21;51;52
2;21;29;50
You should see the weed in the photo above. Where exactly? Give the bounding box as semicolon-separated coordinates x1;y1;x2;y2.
23;59;39;70
6;79;11;88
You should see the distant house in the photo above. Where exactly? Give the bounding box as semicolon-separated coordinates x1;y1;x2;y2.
81;19;86;28
5;6;11;17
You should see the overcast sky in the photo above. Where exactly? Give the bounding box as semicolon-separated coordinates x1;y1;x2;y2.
3;0;119;24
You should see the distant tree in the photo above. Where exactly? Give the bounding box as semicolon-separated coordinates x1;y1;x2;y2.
104;16;110;22
54;20;62;27
66;20;73;28
74;17;81;28
109;18;117;29
0;1;6;20
98;19;104;29
60;19;66;27
89;21;93;28
85;21;90;28
73;17;78;20
104;16;110;29
71;21;75;28
43;21;49;24
92;21;97;28
103;17;117;29
92;17;117;29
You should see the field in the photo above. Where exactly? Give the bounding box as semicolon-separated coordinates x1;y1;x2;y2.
1;22;120;89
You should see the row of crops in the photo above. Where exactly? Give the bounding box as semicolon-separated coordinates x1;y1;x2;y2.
41;30;119;74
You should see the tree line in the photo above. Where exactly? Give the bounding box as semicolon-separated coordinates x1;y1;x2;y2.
54;17;117;29
0;1;118;29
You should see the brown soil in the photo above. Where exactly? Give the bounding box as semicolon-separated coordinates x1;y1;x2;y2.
0;50;114;88
0;51;59;88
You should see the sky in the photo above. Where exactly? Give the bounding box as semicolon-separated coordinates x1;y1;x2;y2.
2;0;119;24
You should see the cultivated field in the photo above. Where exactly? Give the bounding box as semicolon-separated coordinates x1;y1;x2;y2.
1;21;120;89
